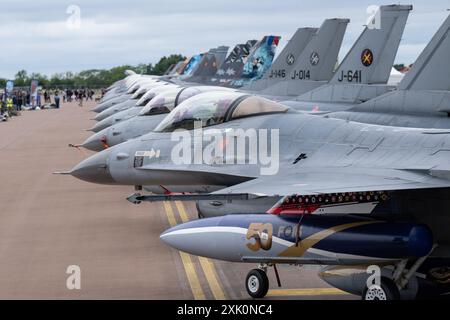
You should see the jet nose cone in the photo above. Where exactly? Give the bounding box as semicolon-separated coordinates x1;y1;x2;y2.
160;217;243;261
91;105;102;113
94;109;114;121
70;150;115;184
91;117;114;133
93;112;104;121
92;103;109;113
82;131;108;152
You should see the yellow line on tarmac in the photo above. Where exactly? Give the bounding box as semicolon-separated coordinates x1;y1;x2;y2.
179;252;206;300
267;288;348;297
175;201;227;300
198;257;227;300
163;202;205;300
163;201;178;228
175;201;190;223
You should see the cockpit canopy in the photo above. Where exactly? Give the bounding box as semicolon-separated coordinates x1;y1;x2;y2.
154;91;288;132
131;81;161;99
175;86;236;106
136;84;177;107
138;88;182;116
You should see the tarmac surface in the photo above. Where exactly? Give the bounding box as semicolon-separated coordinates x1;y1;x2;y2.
0;99;357;299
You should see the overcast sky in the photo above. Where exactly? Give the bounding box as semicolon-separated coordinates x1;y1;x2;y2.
1;0;448;79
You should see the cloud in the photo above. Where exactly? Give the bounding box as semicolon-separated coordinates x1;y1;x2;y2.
1;0;448;78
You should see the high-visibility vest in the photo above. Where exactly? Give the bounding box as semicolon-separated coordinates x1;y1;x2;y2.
6;98;13;109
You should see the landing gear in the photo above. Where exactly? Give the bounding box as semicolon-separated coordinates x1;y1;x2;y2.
362;277;400;300
245;264;282;298
246;269;269;298
362;245;437;300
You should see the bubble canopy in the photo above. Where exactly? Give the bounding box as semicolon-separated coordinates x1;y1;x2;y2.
154;92;289;132
175;86;236;106
138;88;182;116
136;84;178;106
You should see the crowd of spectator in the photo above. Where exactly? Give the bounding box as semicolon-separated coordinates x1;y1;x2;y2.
1;87;99;121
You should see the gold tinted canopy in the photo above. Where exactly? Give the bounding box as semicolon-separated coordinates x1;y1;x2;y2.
155;92;288;132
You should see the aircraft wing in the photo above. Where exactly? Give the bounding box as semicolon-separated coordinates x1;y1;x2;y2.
212;167;450;197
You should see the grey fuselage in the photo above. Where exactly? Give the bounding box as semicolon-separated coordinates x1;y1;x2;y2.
83;114;167;152
73;110;450;192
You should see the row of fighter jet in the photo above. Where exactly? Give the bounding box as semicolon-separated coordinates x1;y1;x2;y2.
57;5;450;300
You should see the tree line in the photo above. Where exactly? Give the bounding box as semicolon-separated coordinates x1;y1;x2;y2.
0;54;185;89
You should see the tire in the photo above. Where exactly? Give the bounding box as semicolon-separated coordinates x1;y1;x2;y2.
246;269;269;298
362;277;400;300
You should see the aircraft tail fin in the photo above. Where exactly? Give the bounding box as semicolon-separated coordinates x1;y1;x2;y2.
215;44;243;73
287;18;349;81
213;46;230;70
163;64;176;75
190;46;229;77
213;40;257;81
190;48;216;77
180;53;204;76
168;60;187;76
239;35;282;81
261;27;317;80
398;14;450;91
330;4;412;84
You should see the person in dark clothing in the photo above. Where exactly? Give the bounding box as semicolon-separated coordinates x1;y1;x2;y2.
78;89;83;107
54;90;60;109
43;90;49;103
16;92;23;111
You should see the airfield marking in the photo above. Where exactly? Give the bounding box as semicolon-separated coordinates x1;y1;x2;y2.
174;201;190;223
267;288;348;297
163;201;206;300
163;201;178;228
198;257;227;300
175;201;227;300
178;252;206;300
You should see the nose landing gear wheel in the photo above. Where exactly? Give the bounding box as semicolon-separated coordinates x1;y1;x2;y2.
362;277;400;300
246;269;269;298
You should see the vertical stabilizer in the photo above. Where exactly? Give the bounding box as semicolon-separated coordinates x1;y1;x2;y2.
330;4;412;84
212;40;257;83
398;14;450;91
288;18;349;81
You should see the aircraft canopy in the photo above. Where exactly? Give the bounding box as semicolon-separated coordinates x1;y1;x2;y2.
154;91;288;132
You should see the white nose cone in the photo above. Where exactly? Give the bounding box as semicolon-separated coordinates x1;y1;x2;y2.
160;217;245;262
